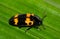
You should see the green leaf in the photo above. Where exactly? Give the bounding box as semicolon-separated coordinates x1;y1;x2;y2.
0;0;60;39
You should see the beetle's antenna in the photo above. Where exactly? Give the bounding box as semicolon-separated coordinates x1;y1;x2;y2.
41;10;47;29
42;10;47;21
42;15;47;21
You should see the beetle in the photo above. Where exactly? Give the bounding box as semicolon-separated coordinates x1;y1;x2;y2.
9;13;46;32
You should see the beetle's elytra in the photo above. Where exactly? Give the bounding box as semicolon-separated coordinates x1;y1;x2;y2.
9;13;46;32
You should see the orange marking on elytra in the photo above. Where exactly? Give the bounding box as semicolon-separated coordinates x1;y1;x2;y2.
25;18;34;26
26;13;31;17
26;13;34;17
14;14;18;25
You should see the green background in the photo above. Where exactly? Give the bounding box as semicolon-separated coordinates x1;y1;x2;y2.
0;0;60;39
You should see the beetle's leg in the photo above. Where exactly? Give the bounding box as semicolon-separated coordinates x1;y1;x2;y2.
42;24;46;29
34;26;39;29
25;27;32;32
19;26;22;28
34;26;42;30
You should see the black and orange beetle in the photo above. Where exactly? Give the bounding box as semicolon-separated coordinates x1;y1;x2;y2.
9;13;46;32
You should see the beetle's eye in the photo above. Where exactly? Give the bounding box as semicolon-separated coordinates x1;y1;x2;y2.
10;20;12;21
39;22;40;24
